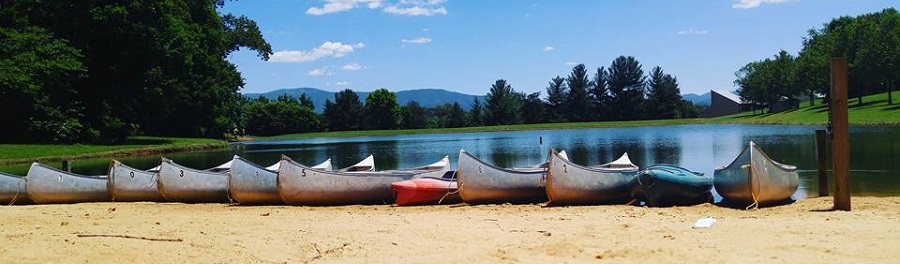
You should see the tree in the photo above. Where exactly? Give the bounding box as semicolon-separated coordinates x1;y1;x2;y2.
796;29;832;106
299;93;315;110
484;79;523;125
646;66;682;119
431;102;467;128
323;89;364;131
735;60;772;114
590;67;611;121
468;96;483;126
364;88;399;130
523;92;545;124
0;25;85;143
607;56;646;120
566;64;593;122
544;76;568;123
1;1;272;142
241;95;320;136
400;101;428;129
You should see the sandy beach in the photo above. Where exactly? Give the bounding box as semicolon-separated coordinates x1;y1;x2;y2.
1;196;898;263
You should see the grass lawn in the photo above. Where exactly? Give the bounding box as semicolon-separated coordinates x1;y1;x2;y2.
710;92;900;125
0;136;226;165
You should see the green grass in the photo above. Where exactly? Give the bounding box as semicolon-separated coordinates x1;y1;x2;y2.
0;136;227;165
711;92;900;125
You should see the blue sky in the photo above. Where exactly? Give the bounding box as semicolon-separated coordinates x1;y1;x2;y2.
221;0;897;96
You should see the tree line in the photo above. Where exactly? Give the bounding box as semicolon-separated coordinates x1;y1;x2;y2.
244;56;701;135
0;1;271;143
735;8;900;112
2;1;701;142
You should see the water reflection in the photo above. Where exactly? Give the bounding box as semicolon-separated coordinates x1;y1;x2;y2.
2;124;898;196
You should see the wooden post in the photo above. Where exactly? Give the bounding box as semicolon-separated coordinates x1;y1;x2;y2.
816;129;828;197
830;58;851;211
62;160;71;172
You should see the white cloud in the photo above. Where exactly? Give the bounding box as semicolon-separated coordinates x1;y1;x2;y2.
543;46;555;52
422;28;430;32
342;63;364;71
327;81;351;86
677;29;709;36
732;0;798;9
307;67;330;76
270;41;366;63
384;5;447;16
383;0;448;16
306;0;383;15
564;62;577;66
401;37;432;44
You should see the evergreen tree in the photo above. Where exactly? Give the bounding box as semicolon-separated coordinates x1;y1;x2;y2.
646;66;682;119
523;92;545;124
468;96;483;126
400;101;428;129
323;89;364;131
566;64;592;122
607;56;646;120
484;79;522;125
590;67;611;121
544;76;568;123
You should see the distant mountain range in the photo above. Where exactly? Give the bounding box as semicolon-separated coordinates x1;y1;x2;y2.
244;87;484;112
682;92;711;106
244;87;715;111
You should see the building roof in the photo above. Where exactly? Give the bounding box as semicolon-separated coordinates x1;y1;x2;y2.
712;89;744;104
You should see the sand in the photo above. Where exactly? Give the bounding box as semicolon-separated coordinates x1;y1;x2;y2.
1;196;898;263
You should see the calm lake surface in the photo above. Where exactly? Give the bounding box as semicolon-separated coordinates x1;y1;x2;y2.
3;124;899;198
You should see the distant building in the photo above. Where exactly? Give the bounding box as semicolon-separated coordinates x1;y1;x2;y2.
700;90;752;118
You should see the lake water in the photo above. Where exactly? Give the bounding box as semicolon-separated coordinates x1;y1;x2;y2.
3;124;899;198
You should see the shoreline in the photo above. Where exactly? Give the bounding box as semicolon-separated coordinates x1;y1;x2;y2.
1;196;897;263
0;142;226;167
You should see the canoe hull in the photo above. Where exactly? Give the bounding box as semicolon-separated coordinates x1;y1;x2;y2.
714;142;800;206
157;159;229;203
108;161;164;202
457;150;547;204
631;165;712;207
278;156;424;205
25;162;109;204
391;178;460;206
546;151;639;205
0;172;29;204
228;157;280;205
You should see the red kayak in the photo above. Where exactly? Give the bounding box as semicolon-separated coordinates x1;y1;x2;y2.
391;177;460;206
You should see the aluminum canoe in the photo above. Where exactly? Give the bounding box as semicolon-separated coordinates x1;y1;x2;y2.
337;154;375;172
156;158;230;203
228;156;331;205
546;149;639;205
456;149;548;204
25;162;109;204
0;171;29;205
277;155;448;205
714;141;799;207
108;160;164;202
